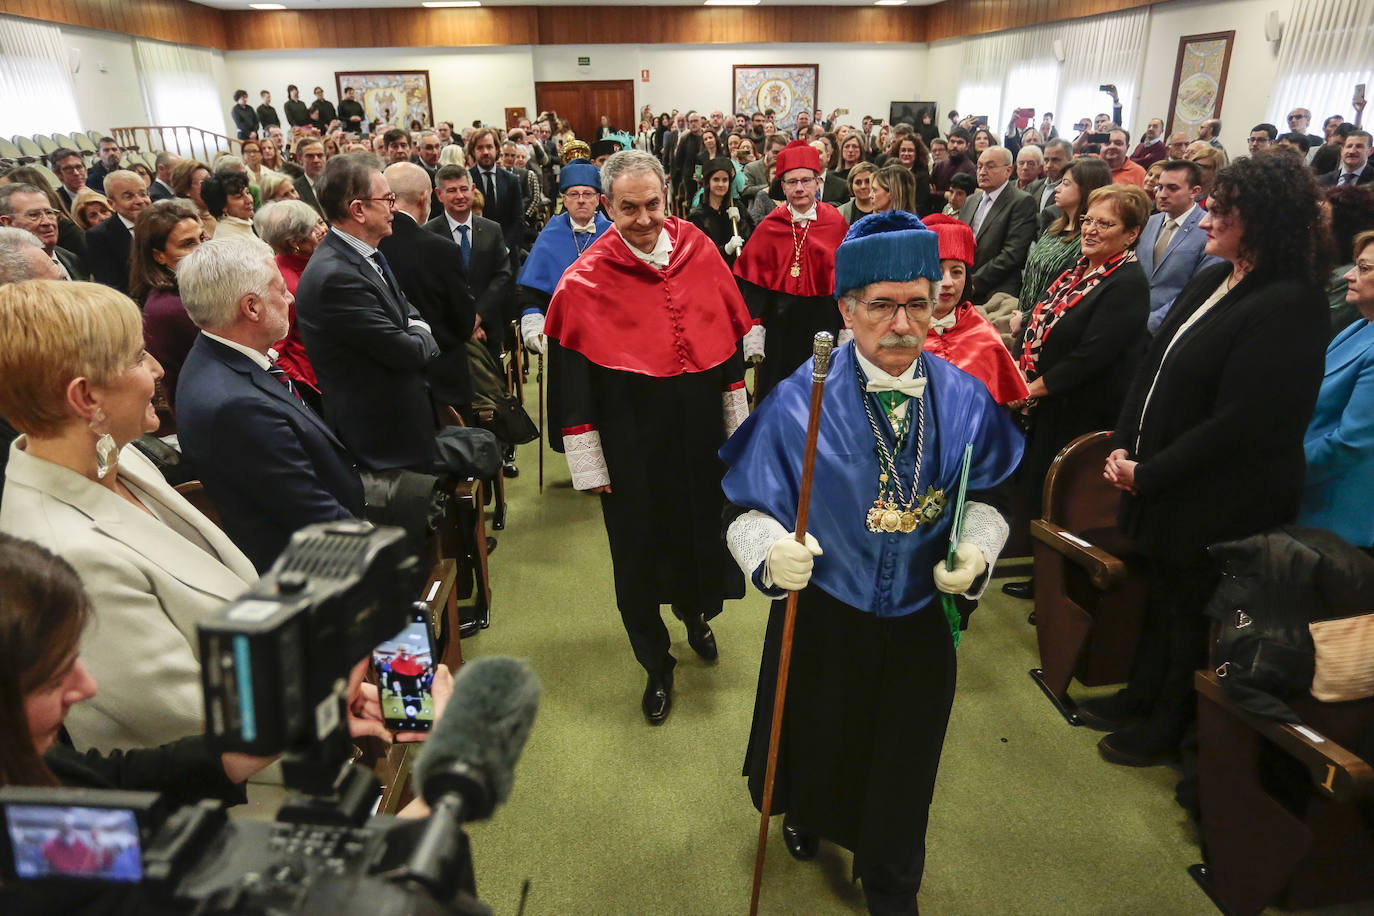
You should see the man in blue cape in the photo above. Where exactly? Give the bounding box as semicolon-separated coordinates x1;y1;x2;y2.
516;159;612;452
720;210;1024;915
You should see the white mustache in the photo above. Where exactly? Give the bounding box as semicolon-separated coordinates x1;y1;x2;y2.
878;334;924;348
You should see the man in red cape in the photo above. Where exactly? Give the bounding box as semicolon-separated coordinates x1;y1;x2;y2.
545;149;752;724
920;214;1029;406
732;139;849;404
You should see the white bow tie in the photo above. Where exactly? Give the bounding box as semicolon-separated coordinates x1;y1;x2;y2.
865;375;927;398
572;223;596;234
930;312;958;335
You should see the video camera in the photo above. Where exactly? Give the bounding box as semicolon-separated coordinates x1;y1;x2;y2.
0;521;540;915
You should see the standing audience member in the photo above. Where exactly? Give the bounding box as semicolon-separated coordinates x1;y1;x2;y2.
957;146;1038;305
1318;130;1373;187
893;135;932;214
295;153;441;472
1323;185;1374;333
256;90;280;133
1246;123;1276;156
1130;119;1168;170
85;170;150;295
932;128;976;194
468;129;525;261
426;164;514;361
309;87;337;130
871;163;918;214
837;162;878;225
131;200;206;410
336;87;365;132
1015;145;1043;191
200;171;256;241
1298;229;1374;547
1028;139;1073;221
1135;159;1223;335
1187;145;1226;202
293;137;328;216
0;280;257;751
176;237;365;573
688;157;755;266
254;200;326;407
231;90;259;140
283;84;310;128
1102;128;1146;186
1094;152;1330;767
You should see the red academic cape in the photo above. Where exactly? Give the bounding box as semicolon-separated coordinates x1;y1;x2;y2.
545;216;752;377
923;301;1030;405
731;202;849;297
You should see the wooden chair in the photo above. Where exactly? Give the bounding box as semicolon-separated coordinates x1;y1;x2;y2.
173;480;222;528
1028;431;1149;724
1190;670;1374;915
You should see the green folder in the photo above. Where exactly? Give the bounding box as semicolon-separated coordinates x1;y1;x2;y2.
942;443;974;649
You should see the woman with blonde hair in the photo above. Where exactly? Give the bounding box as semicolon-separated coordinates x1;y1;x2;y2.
70;187;114;230
259;136;284;172
258;170;300;203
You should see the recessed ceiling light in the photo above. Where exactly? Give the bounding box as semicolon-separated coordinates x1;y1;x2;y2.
704;0;761;6
875;0;908;5
423;1;482;7
248;3;286;9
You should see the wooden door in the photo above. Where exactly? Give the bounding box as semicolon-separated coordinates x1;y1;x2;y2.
534;80;635;141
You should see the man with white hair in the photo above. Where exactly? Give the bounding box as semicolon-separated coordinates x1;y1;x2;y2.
0;184;87;280
175;235;365;572
544;149;752;724
150;151;182;201
85;169;150;295
0;227;62;283
1014;144;1043;191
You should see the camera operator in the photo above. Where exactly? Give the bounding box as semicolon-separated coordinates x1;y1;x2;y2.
0;532;452;914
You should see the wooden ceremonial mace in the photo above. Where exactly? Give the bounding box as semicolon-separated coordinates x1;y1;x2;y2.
749;331;835;916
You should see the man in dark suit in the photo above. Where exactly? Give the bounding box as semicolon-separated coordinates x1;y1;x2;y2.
174;235;365;572
380;162;476;414
426;164;514;361
956;146;1038;304
292;137;327;217
85;137;123;194
50;148;88;212
819;167;849;204
294;153;442;472
1317;130;1373;188
149;151;180;202
467;128;525;261
85;170;150;295
0;184;88;281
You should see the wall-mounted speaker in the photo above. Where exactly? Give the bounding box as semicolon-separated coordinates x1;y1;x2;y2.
1265;11;1283;42
1052;39;1065;63
68;46;81;75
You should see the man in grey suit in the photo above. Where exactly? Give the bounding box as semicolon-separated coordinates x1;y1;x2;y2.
957;146;1038;304
741;134;788;201
1135;159;1223;335
1025;139;1073;230
1317;131;1373;188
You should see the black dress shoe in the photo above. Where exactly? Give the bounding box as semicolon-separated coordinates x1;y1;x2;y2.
782;818;819;861
641;670;673;724
502;462;519;478
683;614;718;661
1075;691;1143;732
1097;728;1180;767
1001;580;1034;600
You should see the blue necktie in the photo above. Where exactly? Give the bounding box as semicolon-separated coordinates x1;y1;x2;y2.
369;250;402;299
456;224;471;267
266;361;301;402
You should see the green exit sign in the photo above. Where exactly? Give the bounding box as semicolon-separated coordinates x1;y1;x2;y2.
578;56;591;66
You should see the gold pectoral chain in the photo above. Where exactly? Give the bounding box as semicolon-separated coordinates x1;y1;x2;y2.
789;217;810;279
861;365;943;534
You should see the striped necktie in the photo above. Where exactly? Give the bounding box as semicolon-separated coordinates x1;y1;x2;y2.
266;361;301;402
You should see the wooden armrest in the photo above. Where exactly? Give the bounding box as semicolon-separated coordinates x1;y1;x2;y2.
1195;669;1374;803
374;742;417;815
1029;519;1128;589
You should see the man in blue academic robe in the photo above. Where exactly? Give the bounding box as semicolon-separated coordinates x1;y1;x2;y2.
720;211;1023;915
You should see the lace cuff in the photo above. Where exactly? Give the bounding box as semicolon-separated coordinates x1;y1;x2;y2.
743;324;766;362
723;384;749;439
563;428;610;490
958;500;1010;599
726;509;788;597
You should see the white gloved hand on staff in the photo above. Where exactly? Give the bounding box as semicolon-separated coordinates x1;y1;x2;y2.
724;235;745;256
727;206;740;222
933;542;987;594
521;312;546;355
743;325;766;362
765;533;823;591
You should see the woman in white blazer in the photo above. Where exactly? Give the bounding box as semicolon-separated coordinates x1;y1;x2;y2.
0;280;258;753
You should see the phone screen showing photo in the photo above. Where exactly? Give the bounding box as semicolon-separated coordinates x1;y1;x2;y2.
371;614;437;732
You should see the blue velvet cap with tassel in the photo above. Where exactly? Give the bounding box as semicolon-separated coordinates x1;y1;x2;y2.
833;210;943;299
559;159;600;193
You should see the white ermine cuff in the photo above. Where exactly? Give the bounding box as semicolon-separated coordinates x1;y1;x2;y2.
958;500;1010;599
563;429;611;490
743;325;766;362
726;509;788;591
723;386;749;438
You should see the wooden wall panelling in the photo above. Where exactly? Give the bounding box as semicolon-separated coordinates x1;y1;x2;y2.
4;0;227;49
922;0;1161;42
225;8;540;51
534;6;923;46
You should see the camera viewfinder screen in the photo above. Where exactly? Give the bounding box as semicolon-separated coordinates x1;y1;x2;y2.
372;617;436;731
4;804;141;882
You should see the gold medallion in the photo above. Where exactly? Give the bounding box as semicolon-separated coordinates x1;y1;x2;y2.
866;502;885;532
790;264;801;278
899;511;918;533
881;509;901;532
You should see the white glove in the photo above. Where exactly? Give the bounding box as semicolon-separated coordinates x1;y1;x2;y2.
724;234;745;256
933;542;988;595
726;206;740;222
837;328;854;346
520;312;546;355
765;533;823;591
743;324;766;363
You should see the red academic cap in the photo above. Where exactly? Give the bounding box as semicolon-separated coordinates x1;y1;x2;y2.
920;213;976;267
775;139;821;177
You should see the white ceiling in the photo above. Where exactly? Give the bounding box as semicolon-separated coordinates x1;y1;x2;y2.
194;0;942;8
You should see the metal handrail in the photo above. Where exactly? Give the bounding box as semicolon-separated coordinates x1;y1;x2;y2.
111;126;240;165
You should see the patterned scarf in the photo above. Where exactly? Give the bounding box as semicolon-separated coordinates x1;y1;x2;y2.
1019;249;1135;378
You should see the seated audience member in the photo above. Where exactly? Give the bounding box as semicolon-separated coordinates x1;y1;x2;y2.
1;166;87;258
1196;118;1225;153
379;162;477;414
1102;127;1146;186
85;170;150;295
295;153;441;472
958;146;1039;305
1165;131;1191;161
836;161;878;225
1324;185;1374;333
128;162;155;189
255;200;327;406
0;280;257;751
0;227;62;283
171;159;215;236
201;170;256;240
149;151;180;201
131;200;206;411
70;188;113;231
259;170;300;203
259;137;284;174
175;237;365;573
1318;130;1373;187
1002;185;1151;601
1009;157;1112;349
292;136;328;216
85;137;122;195
0;183;87;280
1094;153;1329;766
49;146;89;211
1299;229;1374;547
688;157;755;266
1136;159;1224;335
240;139;271;188
1246;123;1277;157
